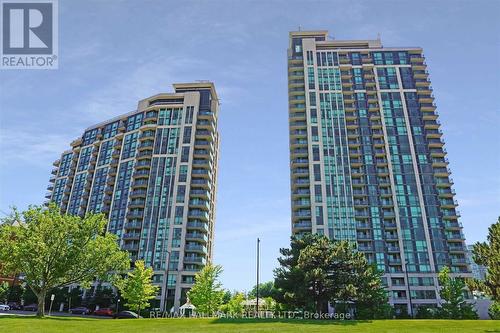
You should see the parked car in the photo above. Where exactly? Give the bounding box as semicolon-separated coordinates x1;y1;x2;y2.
0;304;10;311
114;310;141;319
7;302;22;310
69;307;90;315
23;304;38;311
94;308;113;316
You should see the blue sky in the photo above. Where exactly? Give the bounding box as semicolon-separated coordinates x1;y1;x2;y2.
1;0;499;292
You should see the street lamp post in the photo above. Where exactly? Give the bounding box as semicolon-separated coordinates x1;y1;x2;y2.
404;260;413;317
256;238;260;318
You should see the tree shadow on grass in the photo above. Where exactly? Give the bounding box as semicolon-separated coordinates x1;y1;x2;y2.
211;318;371;326
0;315;102;322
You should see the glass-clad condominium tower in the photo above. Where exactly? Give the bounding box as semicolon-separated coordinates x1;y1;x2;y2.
287;31;469;315
46;82;219;311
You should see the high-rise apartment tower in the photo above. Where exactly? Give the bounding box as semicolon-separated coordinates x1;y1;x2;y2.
287;31;469;315
46;82;219;311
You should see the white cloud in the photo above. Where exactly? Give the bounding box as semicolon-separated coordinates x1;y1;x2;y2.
0;127;73;166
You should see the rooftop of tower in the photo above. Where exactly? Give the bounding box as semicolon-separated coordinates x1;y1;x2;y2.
289;30;422;51
82;81;217;132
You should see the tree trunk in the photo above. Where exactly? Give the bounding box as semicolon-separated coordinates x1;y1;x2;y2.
37;290;46;317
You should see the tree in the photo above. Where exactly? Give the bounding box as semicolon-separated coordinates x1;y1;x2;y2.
221;289;232;304
471;216;500;319
188;264;224;315
220;292;245;315
248;281;277;299
274;234;391;318
0;204;130;317
0;282;8;304
274;234;319;311
115;260;158;315
437;267;477;319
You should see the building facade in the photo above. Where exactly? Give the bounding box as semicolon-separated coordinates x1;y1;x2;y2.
287;31;470;315
46;82;219;311
466;245;487;281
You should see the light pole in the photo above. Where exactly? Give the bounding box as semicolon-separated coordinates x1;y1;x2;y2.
256;238;260;318
404;259;413;317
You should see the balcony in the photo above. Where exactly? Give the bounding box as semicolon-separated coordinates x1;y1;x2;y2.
129;199;146;208
290;121;307;129
292;189;310;197
196;120;215;132
188;210;209;221
185;233;208;243
189;199;210;210
123;233;141;240
133;170;149;179
187;220;209;232
130;189;147;198
387;246;400;253
124;221;142;230
185;243;207;253
192;159;212;170
388;258;402;265
293;199;311;207
70;138;82;147
190;189;210;199
143;112;158;122
184;255;206;264
127;211;144;219
291;158;308;166
193;149;210;158
450;258;468;265
137;150;153;159
356;222;370;229
191;179;211;189
384;222;397;229
293;221;312;230
192;169;210;179
135;160;151;169
139;130;156;140
292;168;309;177
385;233;399;240
122;243;139;251
291;138;308;147
195;130;215;141
111;149;121;158
293;210;311;218
108;167;117;176
292;178;310;187
291;148;308;156
138;141;154;151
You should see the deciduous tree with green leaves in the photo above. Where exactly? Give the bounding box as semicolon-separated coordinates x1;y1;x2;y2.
0;204;129;317
115;260;158;315
248;281;277;299
0;282;9;304
188;264;224;315
471;216;500;319
220;292;245;315
437;266;477;319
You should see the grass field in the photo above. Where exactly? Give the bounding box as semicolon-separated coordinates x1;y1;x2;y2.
0;316;499;333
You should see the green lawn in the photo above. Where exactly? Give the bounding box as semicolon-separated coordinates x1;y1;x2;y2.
0;316;498;333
